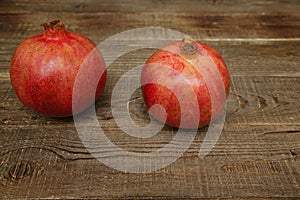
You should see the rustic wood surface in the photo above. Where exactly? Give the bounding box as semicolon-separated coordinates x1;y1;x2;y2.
0;0;300;199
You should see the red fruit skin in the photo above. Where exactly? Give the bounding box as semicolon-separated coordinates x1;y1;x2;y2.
10;20;106;117
141;40;230;129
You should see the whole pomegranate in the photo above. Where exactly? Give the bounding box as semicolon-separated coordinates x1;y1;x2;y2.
10;20;106;117
141;39;230;129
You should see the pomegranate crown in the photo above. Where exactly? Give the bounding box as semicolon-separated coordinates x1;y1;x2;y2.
41;20;67;38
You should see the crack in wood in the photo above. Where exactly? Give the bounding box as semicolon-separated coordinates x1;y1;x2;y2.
229;93;248;116
257;95;267;109
269;95;290;108
262;129;300;135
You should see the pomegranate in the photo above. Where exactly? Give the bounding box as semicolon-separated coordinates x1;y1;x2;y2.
10;20;106;117
141;39;230;129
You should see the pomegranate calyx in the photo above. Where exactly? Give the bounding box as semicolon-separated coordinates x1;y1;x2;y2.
41;20;68;39
180;39;198;55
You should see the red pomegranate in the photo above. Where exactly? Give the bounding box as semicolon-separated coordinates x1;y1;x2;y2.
141;39;230;129
10;20;106;117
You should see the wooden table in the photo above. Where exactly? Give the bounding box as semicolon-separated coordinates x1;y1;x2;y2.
1;0;299;199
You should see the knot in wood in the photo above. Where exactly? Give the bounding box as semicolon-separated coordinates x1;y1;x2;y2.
9;161;32;179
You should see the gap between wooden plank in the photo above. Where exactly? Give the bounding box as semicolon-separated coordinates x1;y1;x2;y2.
198;38;300;42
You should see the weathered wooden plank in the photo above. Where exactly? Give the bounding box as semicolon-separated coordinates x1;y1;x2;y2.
0;75;299;127
1;41;300;77
0;12;299;41
0;0;299;14
1;119;300;162
0;124;299;198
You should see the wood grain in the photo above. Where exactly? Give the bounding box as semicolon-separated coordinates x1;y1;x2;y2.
1;41;300;77
1;124;300;198
1;75;300;198
1;75;299;126
1;12;299;41
0;0;300;199
1;0;300;14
